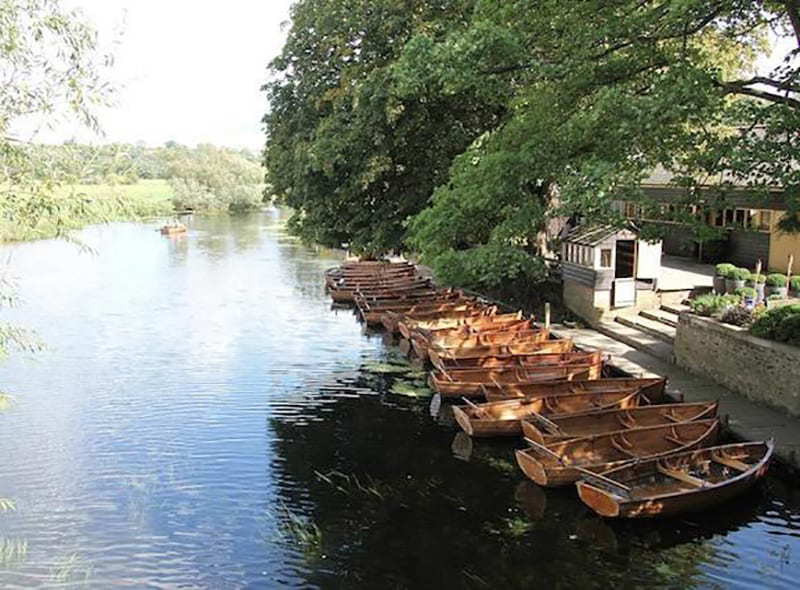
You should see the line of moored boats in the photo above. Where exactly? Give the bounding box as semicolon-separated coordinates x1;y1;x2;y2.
325;259;774;519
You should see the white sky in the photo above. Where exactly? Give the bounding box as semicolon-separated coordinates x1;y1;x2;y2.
41;0;294;151
19;2;796;151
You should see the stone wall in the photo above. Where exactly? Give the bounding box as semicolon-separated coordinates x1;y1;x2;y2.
674;313;800;416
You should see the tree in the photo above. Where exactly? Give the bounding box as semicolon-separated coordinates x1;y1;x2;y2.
1;0;113;358
404;0;795;288
263;0;501;256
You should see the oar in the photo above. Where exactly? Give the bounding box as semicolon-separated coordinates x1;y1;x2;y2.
523;438;632;494
461;397;492;419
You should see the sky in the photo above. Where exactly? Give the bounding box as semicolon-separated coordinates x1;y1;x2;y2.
19;2;796;152
38;0;294;151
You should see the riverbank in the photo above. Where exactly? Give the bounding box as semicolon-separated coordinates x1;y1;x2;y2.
1;180;175;243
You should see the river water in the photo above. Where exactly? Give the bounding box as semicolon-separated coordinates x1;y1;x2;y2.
0;210;798;589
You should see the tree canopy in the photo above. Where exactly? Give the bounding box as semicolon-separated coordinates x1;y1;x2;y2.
267;1;798;289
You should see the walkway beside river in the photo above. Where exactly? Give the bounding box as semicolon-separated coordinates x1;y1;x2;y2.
553;323;800;471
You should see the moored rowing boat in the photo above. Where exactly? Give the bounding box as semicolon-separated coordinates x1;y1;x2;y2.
575;440;773;518
452;389;643;437
521;400;719;444
482;377;667;403
515;419;720;487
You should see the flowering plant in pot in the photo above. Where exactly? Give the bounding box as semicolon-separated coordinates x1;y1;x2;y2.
790;276;800;298
725;267;750;293
746;273;766;303
765;273;788;298
714;263;735;294
735;286;758;309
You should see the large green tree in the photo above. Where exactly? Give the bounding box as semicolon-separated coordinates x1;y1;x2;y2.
404;0;796;288
263;0;503;256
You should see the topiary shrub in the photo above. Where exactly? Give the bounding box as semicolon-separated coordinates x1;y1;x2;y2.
748;273;766;284
735;287;757;299
790;276;800;292
730;267;751;281
721;306;754;327
715;263;735;277
765;273;788;287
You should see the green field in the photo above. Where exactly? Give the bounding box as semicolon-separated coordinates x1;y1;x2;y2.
2;179;176;243
55;179;175;205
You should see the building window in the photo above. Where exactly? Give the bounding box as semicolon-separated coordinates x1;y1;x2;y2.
600;249;612;268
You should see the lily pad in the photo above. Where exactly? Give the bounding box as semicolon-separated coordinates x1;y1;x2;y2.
361;361;412;375
389;381;434;398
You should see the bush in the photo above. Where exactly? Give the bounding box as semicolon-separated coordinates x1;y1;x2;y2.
751;304;800;345
728;267;751;281
690;293;741;317
748;273;766;284
765;273;787;287
721;306;753;327
790;276;800;292
715;263;735;277
735;287;756;298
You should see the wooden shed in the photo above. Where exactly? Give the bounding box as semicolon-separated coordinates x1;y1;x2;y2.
561;224;662;324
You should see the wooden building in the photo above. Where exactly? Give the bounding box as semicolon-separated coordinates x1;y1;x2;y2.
561;225;662;325
619;168;799;271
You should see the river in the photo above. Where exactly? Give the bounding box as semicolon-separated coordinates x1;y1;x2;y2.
0;210;798;588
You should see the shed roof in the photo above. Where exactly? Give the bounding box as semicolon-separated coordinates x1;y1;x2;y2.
563;224;636;246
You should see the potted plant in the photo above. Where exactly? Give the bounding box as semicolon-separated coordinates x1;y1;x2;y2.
765;273;788;299
725;267;750;294
746;273;766;303
736;286;757;309
714;263;735;294
790;276;800;298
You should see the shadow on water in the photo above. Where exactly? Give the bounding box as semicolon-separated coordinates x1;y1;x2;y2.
267;342;800;589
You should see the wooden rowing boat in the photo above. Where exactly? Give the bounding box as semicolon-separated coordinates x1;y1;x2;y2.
430;345;587;372
521;401;719;444
160;223;187;235
429;363;603;397
391;306;497;335
576;440;773;518
482;377;667;403
429;337;572;363
398;311;522;340
429;328;550;351
515;419;720;487
330;281;433;303
410;320;535;359
370;301;478;328
452;389;643;437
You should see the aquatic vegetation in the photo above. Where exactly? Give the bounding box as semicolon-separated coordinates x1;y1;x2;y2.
314;470;386;500
483;516;535;539
49;552;93;585
0;498;16;512
0;538;27;567
389;380;433;398
271;503;324;559
361;361;412;375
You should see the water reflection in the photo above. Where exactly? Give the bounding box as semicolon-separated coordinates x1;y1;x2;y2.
0;210;796;588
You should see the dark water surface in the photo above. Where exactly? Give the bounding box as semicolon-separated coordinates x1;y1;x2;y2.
0;211;798;589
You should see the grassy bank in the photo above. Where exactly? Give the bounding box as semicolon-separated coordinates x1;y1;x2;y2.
2;179;176;243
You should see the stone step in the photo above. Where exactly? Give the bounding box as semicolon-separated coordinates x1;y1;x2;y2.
640;308;679;328
660;302;691;316
615;314;677;344
595;321;675;363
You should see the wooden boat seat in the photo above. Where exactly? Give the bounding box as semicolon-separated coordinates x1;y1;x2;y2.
711;453;750;472
610;436;638;457
657;464;708;488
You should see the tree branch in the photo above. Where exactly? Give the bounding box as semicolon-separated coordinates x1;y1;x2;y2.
719;82;800;109
724;76;800;93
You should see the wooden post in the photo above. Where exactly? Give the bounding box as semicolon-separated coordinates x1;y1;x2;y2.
755;259;762;279
545;302;551;330
788;255;794;285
